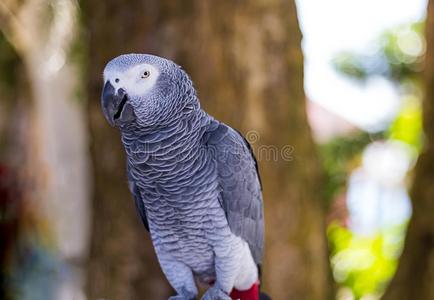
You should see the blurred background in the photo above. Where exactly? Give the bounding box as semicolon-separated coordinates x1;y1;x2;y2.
1;0;433;299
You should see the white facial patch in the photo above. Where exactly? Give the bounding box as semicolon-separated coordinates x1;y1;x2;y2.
104;63;160;97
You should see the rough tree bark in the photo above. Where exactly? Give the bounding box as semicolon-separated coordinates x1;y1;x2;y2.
382;1;434;299
84;1;331;299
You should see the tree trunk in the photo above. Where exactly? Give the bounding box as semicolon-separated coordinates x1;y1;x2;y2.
0;1;91;298
84;1;331;299
382;1;434;299
83;1;173;299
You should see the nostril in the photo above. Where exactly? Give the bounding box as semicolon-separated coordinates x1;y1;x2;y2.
115;78;120;83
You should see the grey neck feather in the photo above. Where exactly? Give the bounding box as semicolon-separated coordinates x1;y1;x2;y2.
121;107;213;183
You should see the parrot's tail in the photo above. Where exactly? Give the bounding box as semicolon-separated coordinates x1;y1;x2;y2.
229;282;272;300
230;282;259;300
228;265;272;300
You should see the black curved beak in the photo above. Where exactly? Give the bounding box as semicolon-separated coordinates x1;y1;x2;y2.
101;81;135;126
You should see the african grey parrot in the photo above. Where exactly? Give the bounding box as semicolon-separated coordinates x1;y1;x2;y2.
101;54;266;300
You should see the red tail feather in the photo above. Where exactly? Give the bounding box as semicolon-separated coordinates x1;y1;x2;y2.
230;282;259;300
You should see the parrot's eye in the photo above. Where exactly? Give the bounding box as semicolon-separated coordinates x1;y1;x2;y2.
142;70;151;78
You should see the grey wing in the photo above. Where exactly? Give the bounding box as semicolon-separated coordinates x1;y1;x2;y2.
204;121;264;264
127;165;149;232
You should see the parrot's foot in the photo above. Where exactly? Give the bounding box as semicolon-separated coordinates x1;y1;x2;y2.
169;287;196;300
201;286;231;300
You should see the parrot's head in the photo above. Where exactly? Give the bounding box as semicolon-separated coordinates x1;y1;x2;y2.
101;54;198;129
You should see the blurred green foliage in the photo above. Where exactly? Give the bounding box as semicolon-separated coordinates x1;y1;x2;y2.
332;23;424;83
381;22;425;82
328;223;406;299
324;21;424;300
387;94;423;152
320;131;383;205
